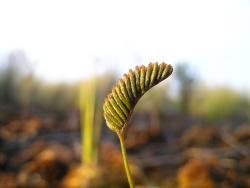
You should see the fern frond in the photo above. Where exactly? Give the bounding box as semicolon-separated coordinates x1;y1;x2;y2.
103;62;173;133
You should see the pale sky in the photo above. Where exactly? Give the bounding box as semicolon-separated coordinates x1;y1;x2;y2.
0;0;249;90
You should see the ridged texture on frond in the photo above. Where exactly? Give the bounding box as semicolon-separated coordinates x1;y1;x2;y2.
103;62;173;132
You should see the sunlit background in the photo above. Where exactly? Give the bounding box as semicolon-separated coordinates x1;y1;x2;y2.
0;1;250;188
1;0;250;89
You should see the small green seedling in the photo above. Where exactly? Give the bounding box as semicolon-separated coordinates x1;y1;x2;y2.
103;62;173;188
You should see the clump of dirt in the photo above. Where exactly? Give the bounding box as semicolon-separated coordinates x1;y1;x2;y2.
181;126;225;147
177;159;215;188
17;144;73;188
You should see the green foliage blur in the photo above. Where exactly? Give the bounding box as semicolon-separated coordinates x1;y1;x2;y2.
136;84;176;115
190;86;250;122
0;63;78;112
0;52;113;114
0;52;249;123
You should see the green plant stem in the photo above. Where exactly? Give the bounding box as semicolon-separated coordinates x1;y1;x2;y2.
117;132;135;188
80;78;96;165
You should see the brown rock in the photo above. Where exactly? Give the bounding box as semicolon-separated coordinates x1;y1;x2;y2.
178;159;215;188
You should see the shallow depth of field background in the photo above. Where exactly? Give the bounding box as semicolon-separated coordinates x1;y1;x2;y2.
0;1;250;188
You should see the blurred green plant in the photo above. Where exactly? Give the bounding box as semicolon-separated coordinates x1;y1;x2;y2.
136;84;175;114
0;51;78;112
191;86;250;122
103;62;173;188
79;74;113;166
0;52;28;106
175;63;196;116
79;77;97;165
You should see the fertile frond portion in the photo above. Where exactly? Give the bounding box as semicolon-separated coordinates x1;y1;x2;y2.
103;62;173;133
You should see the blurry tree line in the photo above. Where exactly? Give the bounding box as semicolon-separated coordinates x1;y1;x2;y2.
175;63;250;122
0;51;115;113
0;51;249;122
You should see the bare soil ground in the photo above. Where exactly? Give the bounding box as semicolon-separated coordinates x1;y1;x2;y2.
1;107;250;187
